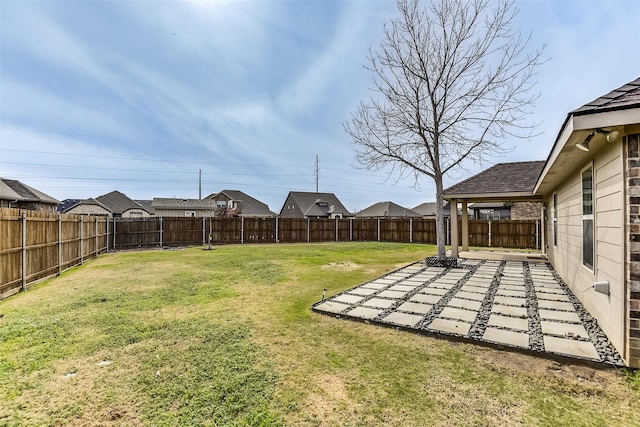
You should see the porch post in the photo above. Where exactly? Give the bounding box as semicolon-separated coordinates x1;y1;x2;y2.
461;200;469;251
450;199;459;258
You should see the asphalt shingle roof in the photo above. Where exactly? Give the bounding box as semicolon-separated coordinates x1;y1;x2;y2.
572;77;640;115
443;161;545;197
284;192;353;217
0;178;59;204
96;191;150;215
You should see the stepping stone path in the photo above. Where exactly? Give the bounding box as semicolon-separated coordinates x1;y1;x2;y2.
313;259;623;365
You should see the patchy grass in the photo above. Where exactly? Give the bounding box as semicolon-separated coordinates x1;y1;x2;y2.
1;242;639;426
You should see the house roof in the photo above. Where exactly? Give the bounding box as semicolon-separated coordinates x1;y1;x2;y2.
0;178;60;205
57;199;82;213
443;161;545;200
572;77;640;116
209;190;275;217
535;77;640;195
412;201;453;216
135;200;155;214
96;191;150;215
152;198;217;209
283;191;353;217
356;201;421;218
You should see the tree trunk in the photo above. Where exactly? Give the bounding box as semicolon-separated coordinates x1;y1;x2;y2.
435;175;446;259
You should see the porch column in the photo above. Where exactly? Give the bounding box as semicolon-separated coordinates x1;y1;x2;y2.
461;200;469;251
540;202;546;255
450;198;459;258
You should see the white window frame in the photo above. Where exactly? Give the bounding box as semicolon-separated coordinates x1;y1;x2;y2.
185;211;196;217
581;163;594;271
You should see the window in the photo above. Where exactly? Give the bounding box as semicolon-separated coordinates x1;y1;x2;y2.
185;211;196;217
552;193;558;246
582;165;594;269
216;201;227;207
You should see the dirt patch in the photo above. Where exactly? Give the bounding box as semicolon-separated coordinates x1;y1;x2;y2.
322;262;360;271
475;344;618;390
302;374;356;425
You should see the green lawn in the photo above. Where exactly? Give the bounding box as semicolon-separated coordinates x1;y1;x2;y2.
1;242;639;426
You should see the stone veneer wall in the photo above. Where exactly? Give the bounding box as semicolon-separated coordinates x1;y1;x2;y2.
511;202;542;220
626;133;640;367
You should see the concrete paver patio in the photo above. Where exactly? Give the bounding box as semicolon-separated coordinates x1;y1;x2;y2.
313;258;623;365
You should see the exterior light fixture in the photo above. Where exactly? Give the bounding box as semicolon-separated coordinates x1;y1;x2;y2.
593;128;621;143
606;129;620;143
576;132;594;151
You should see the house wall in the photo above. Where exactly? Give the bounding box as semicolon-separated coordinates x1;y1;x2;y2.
625;133;640;367
545;140;625;356
153;208;214;217
121;209;152;218
66;205;112;217
279;195;304;218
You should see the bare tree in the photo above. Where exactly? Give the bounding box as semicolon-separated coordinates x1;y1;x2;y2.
345;0;545;259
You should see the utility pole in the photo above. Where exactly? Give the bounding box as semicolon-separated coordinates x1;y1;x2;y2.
199;169;202;200
315;154;319;193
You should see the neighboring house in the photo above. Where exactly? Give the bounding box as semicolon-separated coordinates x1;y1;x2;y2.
412;201;469;219
63;198;112;216
135;200;155;215
0;178;60;211
443;77;640;368
62;192;151;217
356;201;421;218
206;190;276;217
279;192;353;219
152;198;217;217
57;199;82;213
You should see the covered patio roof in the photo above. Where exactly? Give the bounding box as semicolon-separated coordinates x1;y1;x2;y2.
443;161;545;202
442;161;546;257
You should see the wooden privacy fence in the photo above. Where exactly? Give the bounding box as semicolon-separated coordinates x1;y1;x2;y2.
0;208;109;299
109;217;541;250
0;210;540;300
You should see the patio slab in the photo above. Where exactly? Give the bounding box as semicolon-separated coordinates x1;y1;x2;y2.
313;258;624;366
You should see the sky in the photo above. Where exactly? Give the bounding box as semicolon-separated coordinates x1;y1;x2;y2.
1;0;640;214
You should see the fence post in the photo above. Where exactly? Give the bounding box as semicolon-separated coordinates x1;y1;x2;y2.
335;217;338;242
535;220;540;250
349;218;353;241
275;217;279;243
58;213;62;276
95;217;98;257
105;217;110;252
21;212;27;291
409;217;413;243
307;218;310;243
202;216;206;245
80;215;84;265
377;218;381;242
241;217;244;244
488;220;492;247
113;217;117;250
159;217;163;247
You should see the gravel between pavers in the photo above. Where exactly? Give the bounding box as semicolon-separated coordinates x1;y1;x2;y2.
313;259;624;366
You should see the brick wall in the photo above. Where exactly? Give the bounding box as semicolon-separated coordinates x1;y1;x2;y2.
511;202;542;220
626;133;640;367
